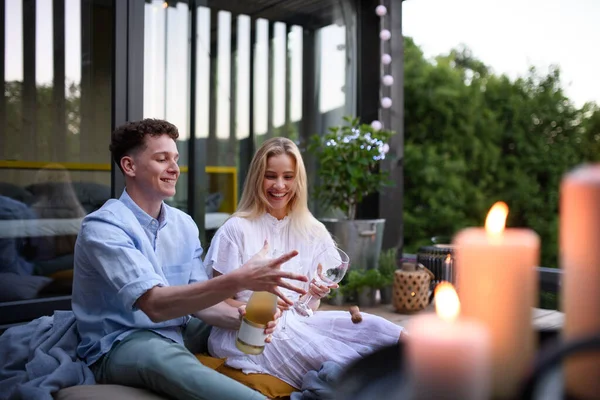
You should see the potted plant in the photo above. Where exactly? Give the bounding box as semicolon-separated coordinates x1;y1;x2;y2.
378;248;398;304
326;287;346;307
308;116;394;271
341;269;384;307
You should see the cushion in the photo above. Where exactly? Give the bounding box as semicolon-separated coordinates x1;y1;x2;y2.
0;218;82;239
218;364;296;399
25;182;111;214
71;182;111;213
196;355;296;399
195;354;226;370
205;212;230;230
0;273;52;302
48;268;74;281
54;384;167;400
0;183;34;205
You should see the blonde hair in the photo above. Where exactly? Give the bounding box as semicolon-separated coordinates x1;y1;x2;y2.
234;137;327;240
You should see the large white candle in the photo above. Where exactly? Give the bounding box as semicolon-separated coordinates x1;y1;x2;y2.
406;283;490;400
561;164;600;399
453;202;540;399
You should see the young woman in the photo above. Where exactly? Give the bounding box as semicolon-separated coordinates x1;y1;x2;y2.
205;137;404;389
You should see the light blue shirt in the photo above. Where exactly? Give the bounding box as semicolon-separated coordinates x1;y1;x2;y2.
72;190;208;365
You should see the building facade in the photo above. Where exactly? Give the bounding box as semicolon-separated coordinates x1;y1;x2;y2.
0;0;403;328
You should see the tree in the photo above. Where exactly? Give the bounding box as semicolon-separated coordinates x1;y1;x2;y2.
402;37;600;269
4;81;81;161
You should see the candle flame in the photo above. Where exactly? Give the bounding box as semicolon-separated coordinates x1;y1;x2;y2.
485;201;509;235
435;282;460;322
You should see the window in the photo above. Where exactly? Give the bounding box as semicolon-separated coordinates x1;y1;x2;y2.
0;0;113;324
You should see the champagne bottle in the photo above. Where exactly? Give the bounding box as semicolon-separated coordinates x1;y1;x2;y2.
236;291;277;355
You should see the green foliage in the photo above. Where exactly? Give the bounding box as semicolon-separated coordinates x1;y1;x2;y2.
540;291;560;310
402;37;600;269
340;270;361;296
378;248;398;286
4;81;82;160
341;269;385;296
307;116;394;220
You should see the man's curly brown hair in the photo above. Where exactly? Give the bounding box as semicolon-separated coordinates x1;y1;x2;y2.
110;119;179;173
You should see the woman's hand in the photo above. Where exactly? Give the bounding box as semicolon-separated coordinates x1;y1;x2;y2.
308;279;338;299
237;305;282;343
295;279;340;312
277;298;291;312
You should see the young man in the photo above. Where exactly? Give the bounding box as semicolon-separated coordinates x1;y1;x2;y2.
71;119;307;400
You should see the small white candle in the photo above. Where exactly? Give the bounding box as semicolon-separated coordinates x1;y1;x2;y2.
453;202;540;399
406;283;490;400
561;164;600;399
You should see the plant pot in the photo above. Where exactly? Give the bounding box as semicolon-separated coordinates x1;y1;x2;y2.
320;219;385;270
357;287;377;308
379;285;393;304
327;289;345;306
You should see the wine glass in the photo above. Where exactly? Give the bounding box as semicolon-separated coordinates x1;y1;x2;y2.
294;245;350;317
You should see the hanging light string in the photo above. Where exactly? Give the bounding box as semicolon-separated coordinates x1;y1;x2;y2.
372;3;392;131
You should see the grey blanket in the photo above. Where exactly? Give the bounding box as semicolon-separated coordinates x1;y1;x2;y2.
0;310;95;400
291;361;343;400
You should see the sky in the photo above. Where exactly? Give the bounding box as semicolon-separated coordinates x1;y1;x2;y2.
6;0;81;83
402;0;600;107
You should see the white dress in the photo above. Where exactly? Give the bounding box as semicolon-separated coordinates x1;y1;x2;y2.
204;213;403;388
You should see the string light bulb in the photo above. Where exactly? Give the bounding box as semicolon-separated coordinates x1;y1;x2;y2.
378;5;393;116
381;54;392;65
379;29;391;41
375;5;387;16
371;120;383;131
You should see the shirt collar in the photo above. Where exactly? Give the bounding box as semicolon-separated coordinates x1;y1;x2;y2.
119;189;169;230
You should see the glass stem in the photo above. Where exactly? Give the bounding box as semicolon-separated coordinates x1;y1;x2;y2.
301;294;314;307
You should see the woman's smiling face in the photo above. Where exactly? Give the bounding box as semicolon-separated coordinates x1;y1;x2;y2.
263;154;296;219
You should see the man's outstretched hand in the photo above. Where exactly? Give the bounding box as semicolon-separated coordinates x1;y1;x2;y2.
234;240;308;305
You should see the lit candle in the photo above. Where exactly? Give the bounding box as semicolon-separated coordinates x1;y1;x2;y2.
406;283;490;400
453;202;540;399
560;164;600;399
